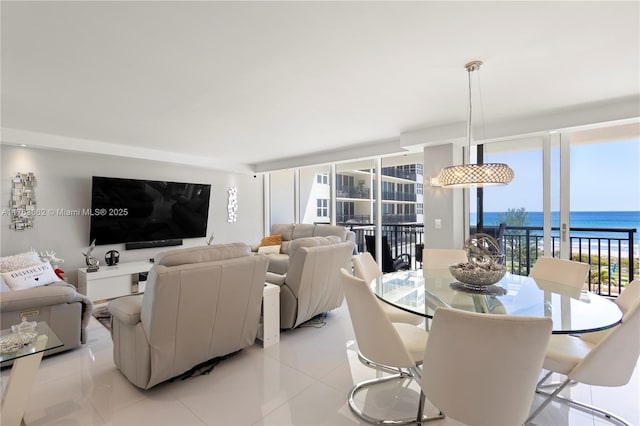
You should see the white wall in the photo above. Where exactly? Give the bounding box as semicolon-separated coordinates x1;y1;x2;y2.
423;144;465;249
1;146;265;285
269;169;295;226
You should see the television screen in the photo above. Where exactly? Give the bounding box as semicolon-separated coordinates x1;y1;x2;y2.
89;176;211;245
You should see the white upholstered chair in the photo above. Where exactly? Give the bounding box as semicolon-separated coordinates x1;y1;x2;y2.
422;307;552;426
352;252;422;326
529;256;590;290
527;279;640;425
339;268;443;425
421;248;467;270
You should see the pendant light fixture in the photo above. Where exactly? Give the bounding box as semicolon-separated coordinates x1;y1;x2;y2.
437;60;514;187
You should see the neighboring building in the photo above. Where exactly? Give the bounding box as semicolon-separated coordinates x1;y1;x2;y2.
335;163;424;225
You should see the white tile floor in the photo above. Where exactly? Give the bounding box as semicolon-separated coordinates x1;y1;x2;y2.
2;302;639;426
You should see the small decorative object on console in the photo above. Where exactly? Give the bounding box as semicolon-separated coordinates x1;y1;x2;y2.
83;239;100;272
105;250;120;266
449;233;506;289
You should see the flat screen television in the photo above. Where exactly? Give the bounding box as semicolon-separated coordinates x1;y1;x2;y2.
89;176;211;246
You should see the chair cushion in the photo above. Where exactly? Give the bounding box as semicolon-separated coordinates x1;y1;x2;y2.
393;322;428;364
543;334;594;375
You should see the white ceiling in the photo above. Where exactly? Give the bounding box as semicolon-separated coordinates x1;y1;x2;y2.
2;1;639;173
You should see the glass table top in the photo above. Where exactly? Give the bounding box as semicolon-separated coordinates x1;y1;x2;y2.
0;321;63;364
375;269;624;334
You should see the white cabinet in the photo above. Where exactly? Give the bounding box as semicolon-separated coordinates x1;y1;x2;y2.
78;261;153;302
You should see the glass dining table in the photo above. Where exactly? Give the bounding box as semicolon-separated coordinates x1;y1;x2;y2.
374;269;623;334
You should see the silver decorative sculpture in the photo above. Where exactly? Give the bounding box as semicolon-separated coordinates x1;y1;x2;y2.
82;239;100;272
449;233;506;288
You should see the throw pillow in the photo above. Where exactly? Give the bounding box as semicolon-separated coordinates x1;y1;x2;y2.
260;234;283;247
1;262;61;291
258;245;281;255
0;250;42;273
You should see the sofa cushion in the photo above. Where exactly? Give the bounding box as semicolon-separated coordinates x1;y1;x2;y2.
156;243;250;267
258;245;281;255
260;234;283;247
292;224;315;240
280;240;292;254
2;262;61;291
314;225;348;240
271;224;294;241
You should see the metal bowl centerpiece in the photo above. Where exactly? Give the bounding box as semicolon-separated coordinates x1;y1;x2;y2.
449;233;506;287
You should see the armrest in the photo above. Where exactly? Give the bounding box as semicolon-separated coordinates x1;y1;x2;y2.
265;271;286;286
0;282;78;312
108;295;143;325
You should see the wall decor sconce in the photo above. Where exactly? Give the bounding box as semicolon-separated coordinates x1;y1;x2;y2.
227;187;238;223
9;172;37;230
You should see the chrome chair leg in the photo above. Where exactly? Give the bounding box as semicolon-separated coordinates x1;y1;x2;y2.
348;367;444;425
358;351;405;376
526;376;631;426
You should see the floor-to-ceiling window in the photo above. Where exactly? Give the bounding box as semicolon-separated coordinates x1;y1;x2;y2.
471;123;639;294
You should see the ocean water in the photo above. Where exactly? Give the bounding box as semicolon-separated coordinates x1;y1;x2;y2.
471;211;640;240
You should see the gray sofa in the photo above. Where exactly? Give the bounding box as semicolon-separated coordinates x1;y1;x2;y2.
0;281;93;357
108;243;268;389
254;223;356;275
264;237;355;329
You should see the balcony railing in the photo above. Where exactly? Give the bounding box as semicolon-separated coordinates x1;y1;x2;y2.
341;222;638;297
336;186;370;199
381;191;417;202
503;226;637;297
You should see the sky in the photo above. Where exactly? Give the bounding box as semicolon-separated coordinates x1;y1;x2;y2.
471;138;640;213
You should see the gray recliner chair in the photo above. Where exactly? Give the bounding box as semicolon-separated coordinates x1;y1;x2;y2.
108;243;268;389
266;237;355;329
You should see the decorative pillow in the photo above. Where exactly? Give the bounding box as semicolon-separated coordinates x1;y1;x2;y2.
257;245;281;255
1;262;61;291
260;234;283;247
0;276;10;293
0;250;42;273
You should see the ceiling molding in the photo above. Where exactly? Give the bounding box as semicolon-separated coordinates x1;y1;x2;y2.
0;128;254;174
253;138;405;173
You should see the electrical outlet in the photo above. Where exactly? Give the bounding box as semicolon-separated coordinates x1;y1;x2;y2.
434;219;442;229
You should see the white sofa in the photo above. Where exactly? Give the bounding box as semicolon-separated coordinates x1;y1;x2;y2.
254;223;356;275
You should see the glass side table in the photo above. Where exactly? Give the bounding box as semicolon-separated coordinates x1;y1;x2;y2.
1;321;63;426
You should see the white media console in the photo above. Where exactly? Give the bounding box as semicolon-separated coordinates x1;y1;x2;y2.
78;261;153;302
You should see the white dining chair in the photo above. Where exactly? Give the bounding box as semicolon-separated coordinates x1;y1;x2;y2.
529;256;590;289
422;248;467;270
422;307;552;426
352;252;422;326
339;268;443;425
527;279;640;425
